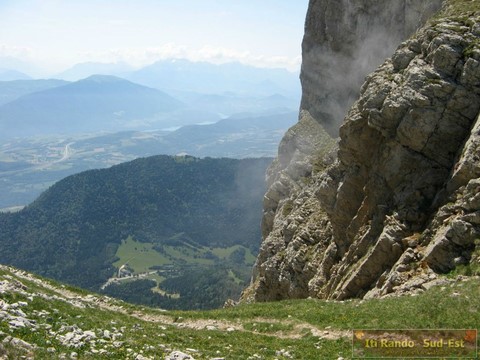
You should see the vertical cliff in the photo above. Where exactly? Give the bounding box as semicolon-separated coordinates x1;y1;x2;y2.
243;0;480;302
301;0;444;136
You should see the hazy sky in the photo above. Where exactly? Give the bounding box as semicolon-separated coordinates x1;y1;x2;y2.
0;0;309;75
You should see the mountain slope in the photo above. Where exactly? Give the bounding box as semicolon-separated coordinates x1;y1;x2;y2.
0;69;32;81
169;91;300;116
56;61;133;81
0;75;183;138
158;111;298;157
0;156;270;297
0;79;69;106
0;264;478;359
244;0;480;302
0;111;295;210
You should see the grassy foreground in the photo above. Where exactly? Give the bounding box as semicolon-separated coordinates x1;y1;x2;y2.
0;265;478;359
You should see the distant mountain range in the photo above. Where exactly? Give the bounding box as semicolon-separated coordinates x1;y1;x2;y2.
169;91;299;116
55;59;301;97
0;75;183;138
126;59;301;97
0;69;32;81
0;56;39;79
2;58;301;98
55;61;134;81
0;59;300;139
0;79;69;106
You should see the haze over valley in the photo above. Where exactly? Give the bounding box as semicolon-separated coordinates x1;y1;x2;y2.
0;59;300;210
0;1;308;312
0;58;298;307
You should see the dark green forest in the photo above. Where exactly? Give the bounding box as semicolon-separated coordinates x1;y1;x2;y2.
102;264;250;310
0;155;271;298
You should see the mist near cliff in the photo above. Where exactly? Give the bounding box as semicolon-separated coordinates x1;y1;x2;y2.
300;0;444;135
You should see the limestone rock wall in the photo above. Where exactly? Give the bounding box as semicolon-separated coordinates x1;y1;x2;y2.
243;0;480;302
301;0;444;136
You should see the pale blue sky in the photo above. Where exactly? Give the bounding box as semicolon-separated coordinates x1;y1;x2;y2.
0;0;308;75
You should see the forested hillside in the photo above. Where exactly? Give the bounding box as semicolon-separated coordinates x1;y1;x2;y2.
0;155;271;308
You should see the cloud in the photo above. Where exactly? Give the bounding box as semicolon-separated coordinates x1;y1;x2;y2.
0;44;35;59
75;44;301;71
1;42;301;75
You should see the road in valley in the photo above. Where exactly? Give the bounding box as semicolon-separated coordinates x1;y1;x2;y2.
59;142;73;162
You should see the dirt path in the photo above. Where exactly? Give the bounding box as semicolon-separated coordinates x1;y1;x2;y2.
7;266;351;341
131;312;351;340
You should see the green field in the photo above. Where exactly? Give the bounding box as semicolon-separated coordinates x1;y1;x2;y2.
113;236;256;275
108;236;259;309
113;236;172;273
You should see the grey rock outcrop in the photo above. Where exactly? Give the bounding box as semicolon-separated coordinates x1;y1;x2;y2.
243;0;480;302
165;351;196;360
301;0;444;136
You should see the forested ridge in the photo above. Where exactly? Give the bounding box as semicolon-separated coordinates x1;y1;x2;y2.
0;155;271;292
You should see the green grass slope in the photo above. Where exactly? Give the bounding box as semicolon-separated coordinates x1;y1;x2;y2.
0;265;478;359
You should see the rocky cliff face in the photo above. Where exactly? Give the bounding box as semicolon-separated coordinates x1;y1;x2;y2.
301;0;445;136
243;0;480;302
